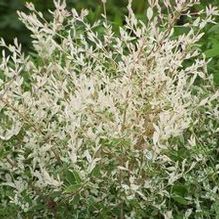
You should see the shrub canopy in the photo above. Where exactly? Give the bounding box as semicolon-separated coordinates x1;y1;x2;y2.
0;0;219;218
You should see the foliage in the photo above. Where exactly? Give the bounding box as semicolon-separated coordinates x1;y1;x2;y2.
1;0;219;84
0;0;145;51
0;0;219;218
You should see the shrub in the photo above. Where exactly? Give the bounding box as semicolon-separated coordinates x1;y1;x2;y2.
0;0;219;218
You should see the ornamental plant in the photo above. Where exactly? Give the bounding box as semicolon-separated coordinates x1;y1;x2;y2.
0;0;219;218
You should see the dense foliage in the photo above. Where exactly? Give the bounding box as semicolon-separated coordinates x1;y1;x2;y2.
1;0;219;85
0;0;219;218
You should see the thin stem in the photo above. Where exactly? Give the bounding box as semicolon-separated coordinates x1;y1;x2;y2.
6;156;16;168
102;0;107;25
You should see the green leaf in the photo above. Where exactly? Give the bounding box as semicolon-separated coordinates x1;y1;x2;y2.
205;44;219;58
208;24;219;33
214;72;219;85
63;184;81;194
175;214;184;219
64;169;81;185
171;183;188;206
172;184;188;196
172;194;188;205
91;165;101;177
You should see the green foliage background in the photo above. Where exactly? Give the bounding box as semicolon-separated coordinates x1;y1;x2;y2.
0;0;146;49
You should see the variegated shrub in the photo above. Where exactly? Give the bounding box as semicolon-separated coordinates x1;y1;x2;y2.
0;0;218;218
